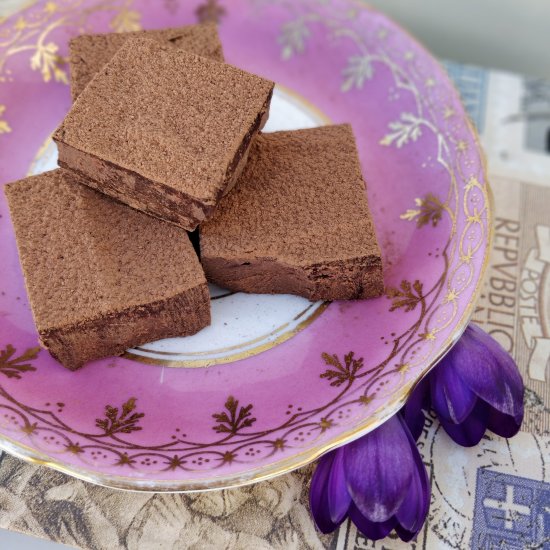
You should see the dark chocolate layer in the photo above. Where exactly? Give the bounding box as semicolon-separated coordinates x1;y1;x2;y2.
56;143;212;229
204;256;383;301
42;285;210;370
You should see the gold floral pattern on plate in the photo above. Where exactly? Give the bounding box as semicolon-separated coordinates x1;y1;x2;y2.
0;0;140;84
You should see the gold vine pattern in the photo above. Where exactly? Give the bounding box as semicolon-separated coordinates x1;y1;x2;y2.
0;347;426;472
0;0;141;84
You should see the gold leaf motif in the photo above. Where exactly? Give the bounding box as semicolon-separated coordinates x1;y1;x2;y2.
95;397;144;436
386;280;424;312
0;105;12;134
400;194;444;228
320;351;364;386
212;396;256;434
110;8;142;33
341;55;374;92
380;112;423;148
278;19;310;60
0;344;39;379
30;42;68;84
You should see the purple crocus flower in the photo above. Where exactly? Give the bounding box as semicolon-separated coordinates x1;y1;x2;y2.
309;324;524;542
310;413;430;541
401;374;431;441
412;323;524;446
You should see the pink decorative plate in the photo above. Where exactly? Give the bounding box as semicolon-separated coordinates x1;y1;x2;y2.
0;0;490;491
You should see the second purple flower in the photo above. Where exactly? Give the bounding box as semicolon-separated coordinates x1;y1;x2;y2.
310;413;430;541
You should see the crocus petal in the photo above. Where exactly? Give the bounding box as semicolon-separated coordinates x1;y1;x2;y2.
349;504;395;541
402;377;430;441
344;415;414;522
395;425;430;536
430;359;477;424
487;407;522;439
445;324;524;423
327;447;352;524
438;400;488;447
310;451;340;533
394;523;420;543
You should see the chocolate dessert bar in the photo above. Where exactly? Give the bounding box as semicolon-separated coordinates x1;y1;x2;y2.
54;38;274;231
200;125;384;301
69;23;224;100
4;169;210;370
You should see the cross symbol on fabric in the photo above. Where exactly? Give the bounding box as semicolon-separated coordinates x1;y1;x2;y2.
483;485;531;529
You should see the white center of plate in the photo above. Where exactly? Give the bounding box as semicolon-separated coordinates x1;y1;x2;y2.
29;86;331;367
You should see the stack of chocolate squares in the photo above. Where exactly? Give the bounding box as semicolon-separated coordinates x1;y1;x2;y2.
4;23;384;371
